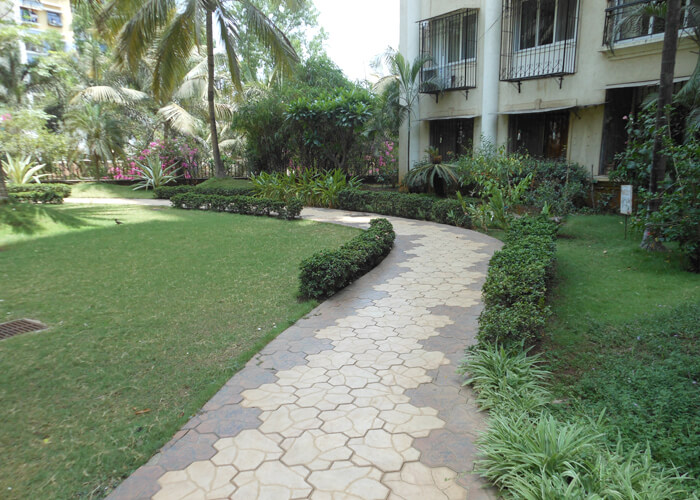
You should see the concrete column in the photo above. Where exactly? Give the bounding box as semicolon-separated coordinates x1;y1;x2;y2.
480;0;502;148
399;0;421;179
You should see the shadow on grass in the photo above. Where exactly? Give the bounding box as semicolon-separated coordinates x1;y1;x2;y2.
0;203;90;235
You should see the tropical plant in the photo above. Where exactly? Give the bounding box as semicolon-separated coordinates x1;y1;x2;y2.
103;0;300;178
251;168;360;208
65;102;125;179
1;153;47;184
376;51;437;172
132;155;180;190
403;159;459;196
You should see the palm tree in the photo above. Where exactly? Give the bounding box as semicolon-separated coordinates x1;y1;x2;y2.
102;0;299;177
0;162;7;204
65;102;126;179
378;51;434;174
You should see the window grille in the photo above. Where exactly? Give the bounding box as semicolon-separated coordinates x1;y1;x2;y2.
419;9;478;93
500;0;579;81
604;0;694;45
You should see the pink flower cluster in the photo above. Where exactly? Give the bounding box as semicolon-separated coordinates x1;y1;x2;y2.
366;141;397;176
119;138;200;180
107;163;141;180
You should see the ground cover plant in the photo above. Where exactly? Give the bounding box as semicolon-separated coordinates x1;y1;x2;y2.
460;215;698;498
0;203;360;498
542;214;700;489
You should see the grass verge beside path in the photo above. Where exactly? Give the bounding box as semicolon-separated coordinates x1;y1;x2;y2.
544;215;700;489
69;182;156;199
196;177;252;190
0;203;360;499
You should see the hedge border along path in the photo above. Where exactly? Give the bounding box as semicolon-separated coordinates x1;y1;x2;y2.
108;206;502;500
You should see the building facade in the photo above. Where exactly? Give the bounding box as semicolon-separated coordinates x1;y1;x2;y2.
399;0;697;179
2;0;73;62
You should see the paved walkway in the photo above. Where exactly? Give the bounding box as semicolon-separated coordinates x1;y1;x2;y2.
92;201;501;499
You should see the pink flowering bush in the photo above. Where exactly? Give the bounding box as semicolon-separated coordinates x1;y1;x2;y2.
106;138;200;181
366;140;398;186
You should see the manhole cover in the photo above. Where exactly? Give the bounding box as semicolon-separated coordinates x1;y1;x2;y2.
0;319;47;340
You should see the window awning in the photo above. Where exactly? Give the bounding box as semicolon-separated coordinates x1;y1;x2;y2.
498;105;575;115
604;76;690;90
420;114;479;121
20;0;44;9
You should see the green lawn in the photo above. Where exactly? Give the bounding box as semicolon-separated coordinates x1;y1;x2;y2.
68;182;156;199
544;215;700;487
0;203;360;499
196;177;252;189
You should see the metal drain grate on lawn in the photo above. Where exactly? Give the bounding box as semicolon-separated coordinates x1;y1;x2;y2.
0;319;48;340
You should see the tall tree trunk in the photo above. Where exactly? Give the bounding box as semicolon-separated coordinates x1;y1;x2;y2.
206;5;225;178
641;0;683;251
0;160;8;204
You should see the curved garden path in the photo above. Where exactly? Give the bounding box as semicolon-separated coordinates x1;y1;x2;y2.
93;201;502;500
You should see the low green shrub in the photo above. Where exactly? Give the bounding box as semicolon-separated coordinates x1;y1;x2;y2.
154;185;255;199
7;183;71;204
170;192;303;220
478;217;558;345
299;218;395;299
460;345;695;499
337;189;472;228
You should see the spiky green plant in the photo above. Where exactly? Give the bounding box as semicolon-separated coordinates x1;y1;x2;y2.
132;156;180;190
1;154;47;184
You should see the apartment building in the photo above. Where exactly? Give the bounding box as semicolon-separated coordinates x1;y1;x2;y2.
399;0;697;178
2;0;73;61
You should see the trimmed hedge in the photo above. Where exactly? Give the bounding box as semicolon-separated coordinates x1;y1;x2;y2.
7;184;71;204
170;192;303;220
154;185;254;199
478;217;558;346
337;189;471;228
299;218;395;299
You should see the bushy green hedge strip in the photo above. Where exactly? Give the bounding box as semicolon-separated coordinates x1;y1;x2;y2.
154;185;254;199
478;217;558;345
7;184;71;204
170;192;303;220
337;189;471;228
299;218;395;299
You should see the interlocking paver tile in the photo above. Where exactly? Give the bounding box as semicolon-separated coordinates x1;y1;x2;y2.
108;208;501;499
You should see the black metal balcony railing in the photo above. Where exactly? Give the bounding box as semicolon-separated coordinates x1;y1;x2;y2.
500;0;579;82
604;0;694;45
419;9;478;94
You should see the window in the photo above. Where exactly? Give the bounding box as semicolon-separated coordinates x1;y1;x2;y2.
500;0;579;80
20;7;39;23
508;111;570;160
516;0;577;50
47;11;62;27
604;0;693;44
430;119;474;160
420;9;478;92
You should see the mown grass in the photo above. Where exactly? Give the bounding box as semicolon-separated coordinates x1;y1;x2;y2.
196;177;252;190
0;203;360;499
69;182;156;199
544;215;700;488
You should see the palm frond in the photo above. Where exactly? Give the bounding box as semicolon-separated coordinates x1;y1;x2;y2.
214;6;244;91
152;0;200;101
71;85;150;105
158;102;200;135
236;0;299;77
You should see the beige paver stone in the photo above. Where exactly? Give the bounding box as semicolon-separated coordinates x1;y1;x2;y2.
241;384;297;410
281;429;350;470
308;461;387;499
211;429;282;469
259;405;321;437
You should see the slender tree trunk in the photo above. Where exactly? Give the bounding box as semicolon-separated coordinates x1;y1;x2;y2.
641;0;682;251
206;5;225;178
0;161;8;204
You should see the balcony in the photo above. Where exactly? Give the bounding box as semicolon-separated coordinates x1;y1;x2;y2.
604;0;694;45
500;0;579;82
419;9;478;95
